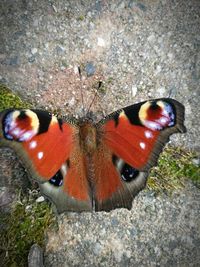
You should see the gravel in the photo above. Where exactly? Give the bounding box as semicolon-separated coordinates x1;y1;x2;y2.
45;183;200;267
0;0;199;266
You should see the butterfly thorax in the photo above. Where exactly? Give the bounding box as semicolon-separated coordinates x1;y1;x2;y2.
79;122;97;154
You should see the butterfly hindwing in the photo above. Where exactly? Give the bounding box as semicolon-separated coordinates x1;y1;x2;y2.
93;98;186;211
40;147;91;212
92;143;148;211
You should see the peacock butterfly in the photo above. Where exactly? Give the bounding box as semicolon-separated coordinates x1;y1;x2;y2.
0;98;186;212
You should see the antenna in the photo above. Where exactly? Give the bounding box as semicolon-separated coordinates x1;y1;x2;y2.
86;81;102;115
78;66;86;116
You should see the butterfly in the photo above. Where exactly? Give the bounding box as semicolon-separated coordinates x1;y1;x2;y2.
0;98;186;212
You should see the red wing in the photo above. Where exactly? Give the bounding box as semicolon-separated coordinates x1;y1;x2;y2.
0;109;91;212
93;98;186;211
92;143;147;211
40;145;91;212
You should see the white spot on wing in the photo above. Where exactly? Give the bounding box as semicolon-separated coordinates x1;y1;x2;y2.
140;142;146;149
61;163;67;176
38;152;44;160
29;141;37;149
145;130;153;139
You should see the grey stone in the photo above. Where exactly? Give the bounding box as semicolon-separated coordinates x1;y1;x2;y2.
85;62;96;76
28;244;44;267
0;187;16;209
192;158;200;167
28;55;36;63
9;56;19;66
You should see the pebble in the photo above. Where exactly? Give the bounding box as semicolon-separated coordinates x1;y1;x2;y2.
0;187;15;208
85;62;96;76
9;56;19;65
56;45;65;55
28;244;44;267
33;19;39;27
97;37;105;47
93;242;102;255
28;55;36;63
192;158;200;167
157;86;166;95
36;196;45;203
31;48;38;55
155;65;162;74
136;2;147;12
68;97;75;106
131;85;138;97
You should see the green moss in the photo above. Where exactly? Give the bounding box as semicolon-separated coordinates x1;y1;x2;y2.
148;146;200;192
106;77;114;84
0;193;55;267
78;15;85;21
61;60;68;68
0;84;31;111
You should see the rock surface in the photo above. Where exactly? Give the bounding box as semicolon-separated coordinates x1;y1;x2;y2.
46;183;200;267
28;244;44;267
0;0;199;266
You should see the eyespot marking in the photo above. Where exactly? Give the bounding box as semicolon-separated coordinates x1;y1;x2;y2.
3;110;39;141
121;163;140;182
112;155;140;182
139;100;176;130
49;170;63;187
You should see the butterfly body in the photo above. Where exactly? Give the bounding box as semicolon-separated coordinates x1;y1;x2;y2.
79;122;98;154
0;98;186;212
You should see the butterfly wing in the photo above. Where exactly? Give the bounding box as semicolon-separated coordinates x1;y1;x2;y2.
93;98;186;211
0;98;186;213
0;109;92;212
